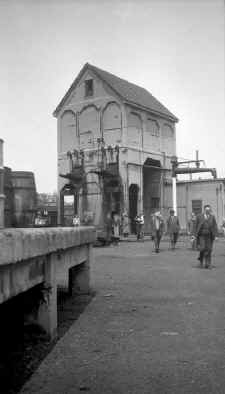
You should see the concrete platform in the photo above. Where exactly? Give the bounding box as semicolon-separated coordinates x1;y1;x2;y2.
20;238;225;394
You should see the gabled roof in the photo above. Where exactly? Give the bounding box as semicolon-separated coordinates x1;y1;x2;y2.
53;63;178;122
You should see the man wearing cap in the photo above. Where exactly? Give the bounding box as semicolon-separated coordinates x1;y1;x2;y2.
195;204;218;269
167;209;180;250
151;211;165;253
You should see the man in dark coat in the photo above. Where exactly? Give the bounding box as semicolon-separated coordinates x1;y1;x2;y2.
167;209;180;250
195;204;218;269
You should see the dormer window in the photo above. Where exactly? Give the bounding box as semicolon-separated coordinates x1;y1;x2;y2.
85;79;93;97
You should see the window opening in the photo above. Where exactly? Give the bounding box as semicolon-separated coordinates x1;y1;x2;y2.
85;79;93;97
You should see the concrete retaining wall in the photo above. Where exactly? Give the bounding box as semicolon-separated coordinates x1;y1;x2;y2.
0;226;96;338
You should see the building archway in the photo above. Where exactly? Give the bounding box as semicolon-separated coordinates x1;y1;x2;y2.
143;158;162;233
129;183;139;234
59;183;79;226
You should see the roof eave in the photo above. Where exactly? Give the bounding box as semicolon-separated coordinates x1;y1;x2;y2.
53;63;90;118
123;100;179;123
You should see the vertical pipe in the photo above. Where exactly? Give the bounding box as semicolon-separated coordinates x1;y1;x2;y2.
221;182;225;220
0;139;4;228
172;176;177;215
161;152;166;215
196;150;200;168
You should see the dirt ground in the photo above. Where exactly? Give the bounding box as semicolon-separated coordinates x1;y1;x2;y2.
2;236;225;394
19;236;225;394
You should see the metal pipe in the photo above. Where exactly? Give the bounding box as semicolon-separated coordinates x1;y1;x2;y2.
175;167;217;178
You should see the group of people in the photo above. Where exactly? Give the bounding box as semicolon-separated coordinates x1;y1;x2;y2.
150;208;180;252
73;204;218;269
133;209;180;252
106;204;218;269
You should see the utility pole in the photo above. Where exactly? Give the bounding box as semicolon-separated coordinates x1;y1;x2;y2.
171;156;178;215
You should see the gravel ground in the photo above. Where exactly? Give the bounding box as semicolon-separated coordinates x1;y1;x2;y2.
19;236;225;394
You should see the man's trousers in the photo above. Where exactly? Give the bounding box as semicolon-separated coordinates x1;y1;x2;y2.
198;235;214;268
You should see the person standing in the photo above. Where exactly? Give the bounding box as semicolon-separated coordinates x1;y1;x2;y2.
135;212;144;241
122;210;129;238
105;212;113;245
112;212;121;246
72;214;80;227
151;211;164;253
188;212;197;249
195;204;218;269
167;209;180;250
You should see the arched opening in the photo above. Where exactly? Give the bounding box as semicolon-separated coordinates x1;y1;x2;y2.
60;111;77;153
143;158;162;233
102;102;122;146
103;178;123;220
79;105;100;148
60;184;79;226
129;184;139;234
127;112;142;147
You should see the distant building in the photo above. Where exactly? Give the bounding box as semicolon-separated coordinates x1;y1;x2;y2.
165;178;225;231
36;193;57;226
54;63;178;235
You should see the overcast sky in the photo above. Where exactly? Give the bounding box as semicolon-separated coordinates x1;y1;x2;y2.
0;0;224;192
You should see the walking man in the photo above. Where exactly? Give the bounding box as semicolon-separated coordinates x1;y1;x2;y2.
151;211;164;253
195;204;218;269
167;209;180;250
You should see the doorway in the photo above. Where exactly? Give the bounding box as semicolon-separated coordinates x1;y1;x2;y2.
143;158;161;233
60;184;78;226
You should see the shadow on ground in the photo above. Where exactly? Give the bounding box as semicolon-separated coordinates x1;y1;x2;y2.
0;287;95;394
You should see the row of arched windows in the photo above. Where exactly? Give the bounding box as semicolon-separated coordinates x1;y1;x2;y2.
59;104;174;154
126;111;174;153
59;102;122;153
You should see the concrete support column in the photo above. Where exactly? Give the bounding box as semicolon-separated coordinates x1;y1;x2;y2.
69;245;91;295
37;253;57;339
0;139;4;229
172;177;177;215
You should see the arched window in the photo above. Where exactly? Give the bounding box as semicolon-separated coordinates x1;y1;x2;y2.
79;105;100;148
147;119;159;137
162;124;174;154
103;102;122;146
143;118;160;151
60;111;77;153
127;112;142;147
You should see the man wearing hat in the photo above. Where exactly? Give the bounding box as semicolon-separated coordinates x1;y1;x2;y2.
151;211;165;253
167;209;180;250
195;204;217;268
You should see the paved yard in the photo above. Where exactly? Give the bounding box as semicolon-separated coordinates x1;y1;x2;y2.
21;237;225;394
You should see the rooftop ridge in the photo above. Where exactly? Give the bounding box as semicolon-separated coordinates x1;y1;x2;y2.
53;63;178;122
